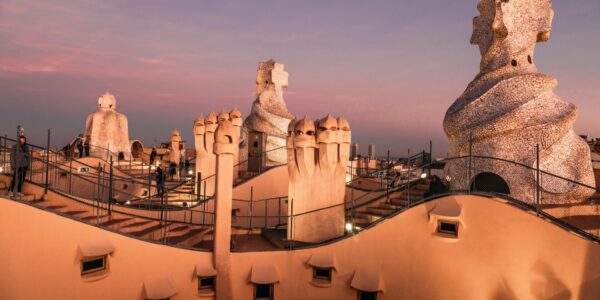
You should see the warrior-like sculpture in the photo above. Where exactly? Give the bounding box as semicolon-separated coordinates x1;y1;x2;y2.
194;109;242;197
287;114;351;243
444;0;595;203
241;59;294;167
84;92;131;160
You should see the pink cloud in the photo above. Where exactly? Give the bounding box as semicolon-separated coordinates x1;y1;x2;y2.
139;57;170;66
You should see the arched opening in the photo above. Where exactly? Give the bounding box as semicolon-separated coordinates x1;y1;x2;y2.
471;172;510;195
131;140;144;160
118;152;125;161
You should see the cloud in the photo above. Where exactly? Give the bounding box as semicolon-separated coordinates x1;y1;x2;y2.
138;57;170;66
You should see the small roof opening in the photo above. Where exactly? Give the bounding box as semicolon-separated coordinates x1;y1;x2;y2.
307;253;337;270
78;238;115;258
143;276;177;300
195;263;217;277
351;268;384;293
250;265;280;284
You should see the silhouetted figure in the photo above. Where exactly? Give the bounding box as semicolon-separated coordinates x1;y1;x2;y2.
168;162;177;181
184;159;190;176
83;139;90;157
76;136;84;158
155;165;166;198
149;147;157;165
179;158;185;180
9;135;30;197
62;144;71;159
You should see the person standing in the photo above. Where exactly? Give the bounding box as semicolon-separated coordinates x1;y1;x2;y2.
9;135;30;197
76;135;84;158
83;138;90;157
155;165;166;199
178;157;185;181
149;147;157;165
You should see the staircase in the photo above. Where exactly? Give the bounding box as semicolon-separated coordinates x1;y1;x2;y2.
350;180;429;229
541;192;600;237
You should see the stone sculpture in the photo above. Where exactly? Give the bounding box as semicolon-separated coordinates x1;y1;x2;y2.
212;119;239;300
444;0;595;203
84;92;131;160
287;114;351;243
241;59;294;167
194;109;242;197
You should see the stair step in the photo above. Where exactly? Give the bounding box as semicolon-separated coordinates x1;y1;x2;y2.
100;217;133;227
390;199;409;206
81;214;108;221
63;210;88;216
167;227;210;245
366;207;391;217
129;223;167;237
354;221;371;228
46;205;68;210
121;220;154;228
560;215;600;230
378;203;401;210
169;225;189;233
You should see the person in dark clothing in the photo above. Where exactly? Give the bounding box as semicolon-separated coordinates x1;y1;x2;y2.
168;162;177;181
155;165;166;198
178;158;185;181
184;159;190;176
149;147;157;165
9;135;30;197
76;137;84;158
62;144;71;159
83;138;90;157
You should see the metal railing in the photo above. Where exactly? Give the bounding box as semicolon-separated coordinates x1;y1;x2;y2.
2;131;598;251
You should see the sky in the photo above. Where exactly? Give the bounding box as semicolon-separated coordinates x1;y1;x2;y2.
0;0;599;158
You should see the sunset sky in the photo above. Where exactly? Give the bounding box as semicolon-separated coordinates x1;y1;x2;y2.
1;0;599;157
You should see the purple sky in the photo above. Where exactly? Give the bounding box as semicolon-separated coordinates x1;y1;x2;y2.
1;0;599;157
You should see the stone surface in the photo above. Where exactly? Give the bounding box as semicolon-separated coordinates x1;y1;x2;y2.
241;59;294;167
84;92;131;160
287;115;351;243
444;0;595;203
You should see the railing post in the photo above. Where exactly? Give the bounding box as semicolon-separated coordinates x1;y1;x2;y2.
429;140;433;176
468;132;473;194
197;172;202;203
44;129;51;194
14;126;22;194
386;150;390;202
202;181;207;225
264;199;268;228
278;197;282;225
3;135;7;174
30;147;33;181
407;148;411;207
249;186;253;229
96;163;102;225
68;158;73;194
108;156;113;216
350;164;355;228
290;198;294;250
147;162;152;202
536;144;541;216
